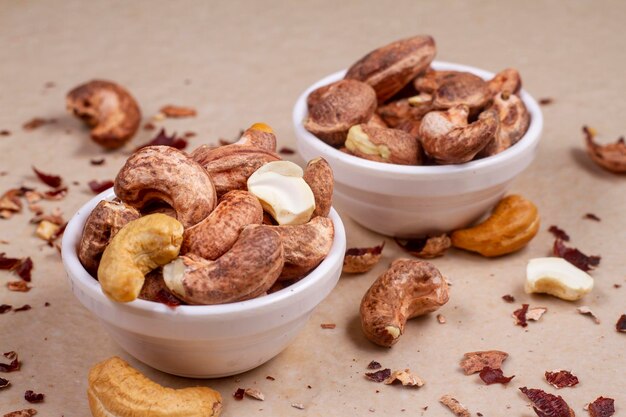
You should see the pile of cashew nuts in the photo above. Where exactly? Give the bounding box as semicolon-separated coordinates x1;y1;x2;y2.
77;123;335;305
305;35;530;165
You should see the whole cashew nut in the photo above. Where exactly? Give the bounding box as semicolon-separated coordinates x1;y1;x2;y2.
78;200;140;276
303;157;334;217
182;190;263;260
360;259;449;347
418;105;499;164
480;91;531;156
235;123;277;152
163;225;284;305
66;80;141;149
346;124;421;165
487;68;522;97
115;146;217;228
413;70;490;113
98;214;184;303
377;98;432;128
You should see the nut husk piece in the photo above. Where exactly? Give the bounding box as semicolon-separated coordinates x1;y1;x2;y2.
460;350;509;375
305;79;377;147
584;126;626;173
346;124;421;165
345;35;436;102
343;242;384;274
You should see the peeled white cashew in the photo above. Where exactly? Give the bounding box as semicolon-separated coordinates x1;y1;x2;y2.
525;257;594;301
247;161;315;225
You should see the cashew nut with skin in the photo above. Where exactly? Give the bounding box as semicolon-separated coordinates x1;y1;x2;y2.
418;105;499;164
98;214;183;303
115;146;216;228
88;356;222;417
303;157;334;217
163;225;284;305
584;126;626;174
235;122;277;152
346;124;421;165
78;200;140;276
413;70;490;113
182;190;263;260
360;259;449;347
487;68;522;97
66;80;141;149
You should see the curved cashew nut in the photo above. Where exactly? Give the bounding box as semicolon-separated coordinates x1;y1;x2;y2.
377;98;432;128
346;124;421;165
66;80;141;149
88;357;222;417
303;157;334;217
78;200;140;276
418;105;499;164
115;146;216;228
163;225;284;305
487;68;522;97
584;126;626;173
182;190;263;260
360;259;449;347
261;216;334;281
98;214;184;303
413;70;490;113
481;91;531;156
235;123;277;151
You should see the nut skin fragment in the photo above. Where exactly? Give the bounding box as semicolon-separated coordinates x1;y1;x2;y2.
451;195;540;257
303;157;334;217
384;369;425;387
419;105;499;164
163;225;284;305
439;395;471;417
460;350;509;375
235;123;277;152
78;200;140;276
395;234;451;259
88;356;222;417
191;144;281;196
487;68;522;97
98;214;183;303
305;79;377;146
481;91;530;156
3;410;37;417
414;70;490;113
260;216;334;280
343;243;384;274
345;35;436;102
584;126;626;173
67;80;141;149
115;146;216;228
182;190;263;260
346;124;421;165
360;259;449;347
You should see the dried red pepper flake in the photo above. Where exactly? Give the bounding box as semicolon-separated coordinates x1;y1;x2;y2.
502;294;515;303
0;253;22;270
278;146;296;155
616;314;626;333
365;368;391;383
42;187;68;200
13;304;31;312
395;234;451;258
544;370;579;388
588;397;615;417
553;239;600;272
32;166;63;188
0;351;20;372
519;387;574;417
90;158;105;166
135;129;188;150
583;213;601;222
7;281;30;292
0;377;9;388
548;225;570;241
479;366;515;385
367;360;382;370
24;390;44;403
0;304;12;314
88;180;114;194
233;388;245;400
153;289;181;308
513;304;530;327
15;257;33;282
539;98;554;106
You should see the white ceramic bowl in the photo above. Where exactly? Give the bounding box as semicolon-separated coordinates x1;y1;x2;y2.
293;61;543;237
61;189;346;378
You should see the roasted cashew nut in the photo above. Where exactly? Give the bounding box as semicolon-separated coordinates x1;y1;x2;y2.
377;98;432;128
66;80;141;149
163;225;284;305
480;91;531;156
115;146;217;228
346;124;421;165
235;122;277;151
487;68;522;97
98;214;184;303
418;105;499;164
360;259;449;347
303;157;334;217
413;70;490;113
584;126;626;173
78;200;140;276
182;190;263;260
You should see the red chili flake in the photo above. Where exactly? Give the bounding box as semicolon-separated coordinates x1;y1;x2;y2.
320;323;336;329
553;239;600;271
24;390;44;403
513;304;529;327
616;314;626;333
153;289;181;308
365;368;391;383
545;370;579;388
583;213;601;222
233;388;245;400
0;253;21;270
0;304;11;314
135;128;188;150
479;366;514;385
0;130;10;136
23;117;52;130
278;147;296;155
502;294;515;303
539;98;554;106
395;234;450;258
32;166;62;188
88;180;114;194
367;360;382;370
15;257;33;282
90;158;105;166
588;396;615;417
14;304;31;312
548;225;570;241
7;281;30;292
0;351;20;372
266;375;275;381
0;377;9;388
519;387;574;417
42;187;68;200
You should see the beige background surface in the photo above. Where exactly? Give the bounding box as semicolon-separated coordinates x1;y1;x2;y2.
1;0;625;415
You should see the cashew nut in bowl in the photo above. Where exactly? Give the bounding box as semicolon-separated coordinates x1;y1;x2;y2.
78;200;140;276
413;70;490;113
98;214;184;303
487;68;522;97
418;105;499;164
163;225;284;305
114;146;216;228
66;80;141;149
346;124;421;165
360;259;449;347
303;157;334;217
235;122;277;151
480;91;531;156
182;190;263;260
377;98;431;128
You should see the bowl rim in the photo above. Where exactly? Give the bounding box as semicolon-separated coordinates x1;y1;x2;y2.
292;61;544;177
61;189;346;317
